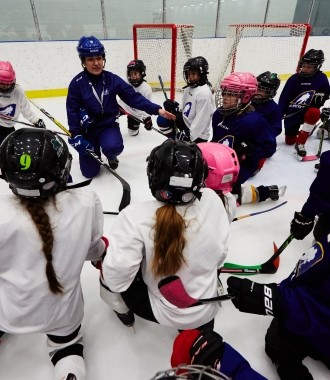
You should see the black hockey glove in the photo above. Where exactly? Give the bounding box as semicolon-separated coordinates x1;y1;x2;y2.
163;99;180;114
233;140;253;162
34;119;46;128
190;330;225;368
227;277;280;316
142;116;152;131
290;211;315;240
320;108;330;123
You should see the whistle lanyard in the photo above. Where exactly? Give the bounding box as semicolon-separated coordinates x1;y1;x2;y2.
89;77;105;113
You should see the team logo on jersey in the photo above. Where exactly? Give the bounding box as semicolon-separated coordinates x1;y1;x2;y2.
217;135;235;148
292;242;324;278
0;104;16;118
182;102;192;117
290;90;315;107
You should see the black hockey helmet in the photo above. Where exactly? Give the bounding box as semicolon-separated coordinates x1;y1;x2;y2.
0;128;72;198
299;49;324;76
147;139;208;204
254;71;281;103
183;56;209;87
127;59;146;87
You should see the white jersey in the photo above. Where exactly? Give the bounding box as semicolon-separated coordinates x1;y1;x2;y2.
0;84;39;128
181;84;215;141
118;80;153;120
103;188;236;330
0;188;105;336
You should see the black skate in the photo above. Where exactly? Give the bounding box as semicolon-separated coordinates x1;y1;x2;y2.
295;143;306;159
65;374;77;380
114;310;135;327
108;158;119;170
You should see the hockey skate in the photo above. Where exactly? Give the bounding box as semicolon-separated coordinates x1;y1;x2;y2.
65;374;76;380
114;310;135;327
269;185;287;201
108;158;119;170
128;125;140;136
314;162;320;172
294;143;307;159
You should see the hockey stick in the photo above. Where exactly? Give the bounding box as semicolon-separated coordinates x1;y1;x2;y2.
119;107;167;138
158;75;169;101
219;234;294;274
29;99;131;211
103;211;119;215
302;127;325;162
158;275;234;308
0;114;68;136
233;200;287;222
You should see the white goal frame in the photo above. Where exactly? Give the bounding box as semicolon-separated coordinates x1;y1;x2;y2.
133;23;194;100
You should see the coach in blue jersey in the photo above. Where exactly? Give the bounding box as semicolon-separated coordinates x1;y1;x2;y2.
66;36;174;177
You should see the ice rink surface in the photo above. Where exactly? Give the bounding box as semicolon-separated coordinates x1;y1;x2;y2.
0;92;329;379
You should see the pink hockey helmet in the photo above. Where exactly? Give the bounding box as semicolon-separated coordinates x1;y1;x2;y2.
221;72;258;105
198;142;240;193
0;61;16;84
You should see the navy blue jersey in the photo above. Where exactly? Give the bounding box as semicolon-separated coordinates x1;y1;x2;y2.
279;233;330;357
67;69;161;136
301;150;330;218
253;99;282;137
278;71;330;119
211;110;276;183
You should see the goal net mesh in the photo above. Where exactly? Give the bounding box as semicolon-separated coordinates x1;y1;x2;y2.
213;23;311;105
133;24;194;100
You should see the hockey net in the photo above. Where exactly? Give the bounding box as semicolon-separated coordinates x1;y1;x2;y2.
133;24;194;100
213;23;311;105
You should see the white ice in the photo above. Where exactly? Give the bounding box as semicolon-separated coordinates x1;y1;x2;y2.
0;92;329;379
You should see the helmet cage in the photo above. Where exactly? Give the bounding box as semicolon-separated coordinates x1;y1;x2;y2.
0;128;72;198
147;140;207;204
299;49;324;77
151;364;228;379
183;56;209;87
254;71;280;103
127;60;146;87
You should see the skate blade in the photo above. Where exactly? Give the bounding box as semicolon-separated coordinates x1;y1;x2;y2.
278;186;287;198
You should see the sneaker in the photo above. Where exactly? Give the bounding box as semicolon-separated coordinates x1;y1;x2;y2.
314;163;320;172
108;158;119;170
114;310;135;327
294;143;306;158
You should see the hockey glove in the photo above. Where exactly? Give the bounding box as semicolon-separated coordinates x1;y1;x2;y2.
163;99;180;114
190;330;224;368
68;135;94;155
290;211;315;240
320;107;330;123
233;140;253;161
142;116;153;131
34;119;46;129
227;276;280;316
171;329;224;369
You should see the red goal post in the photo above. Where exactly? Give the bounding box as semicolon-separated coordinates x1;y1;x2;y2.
133;24;194;100
213;23;312;105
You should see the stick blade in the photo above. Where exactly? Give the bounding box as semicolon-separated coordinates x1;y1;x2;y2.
302;155;318;162
158;276;198;308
